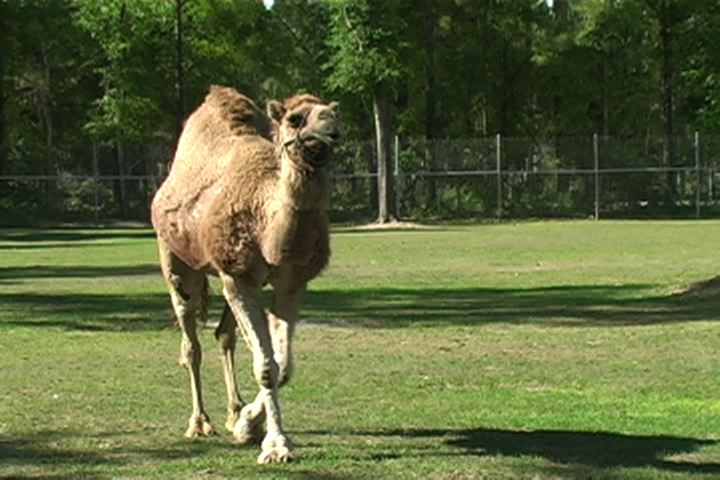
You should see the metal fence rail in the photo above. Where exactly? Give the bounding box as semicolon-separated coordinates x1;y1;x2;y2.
1;133;719;223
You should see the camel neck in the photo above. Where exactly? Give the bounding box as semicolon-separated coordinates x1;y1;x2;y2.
274;154;328;211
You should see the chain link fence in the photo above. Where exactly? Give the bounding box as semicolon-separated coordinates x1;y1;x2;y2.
2;134;720;225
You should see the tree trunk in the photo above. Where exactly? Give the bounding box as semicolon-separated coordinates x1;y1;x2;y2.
116;139;128;219
423;0;438;211
39;41;53;177
175;0;185;142
0;4;5;177
363;141;378;213
374;87;395;223
602;56;609;137
660;0;675;205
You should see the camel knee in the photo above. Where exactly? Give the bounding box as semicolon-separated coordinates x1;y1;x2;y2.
268;312;294;387
254;357;279;390
168;273;191;301
216;328;236;352
274;352;293;387
179;336;202;368
278;368;292;388
215;311;237;351
176;308;201;367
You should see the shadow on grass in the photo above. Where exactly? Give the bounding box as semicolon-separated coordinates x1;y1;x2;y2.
0;292;177;331
0;429;215;479
0;430;350;480
311;427;720;475
0;265;159;284
0;229;154;243
0;229;155;250
3;427;716;478
0;429;127;480
303;284;720;328
2;282;720;332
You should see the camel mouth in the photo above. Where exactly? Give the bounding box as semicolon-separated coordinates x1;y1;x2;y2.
299;136;333;167
300;129;339;146
291;128;339;167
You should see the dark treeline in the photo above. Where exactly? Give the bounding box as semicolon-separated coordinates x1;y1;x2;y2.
1;0;719;223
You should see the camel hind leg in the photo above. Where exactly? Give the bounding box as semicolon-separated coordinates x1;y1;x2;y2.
158;239;213;438
216;303;266;437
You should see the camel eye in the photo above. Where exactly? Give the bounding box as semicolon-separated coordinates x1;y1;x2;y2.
287;112;304;128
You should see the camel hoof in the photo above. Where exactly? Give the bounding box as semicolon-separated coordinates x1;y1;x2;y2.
257;445;293;464
257;432;293;464
185;414;214;438
232;404;265;445
225;403;245;432
225;414;238;433
232;418;265;445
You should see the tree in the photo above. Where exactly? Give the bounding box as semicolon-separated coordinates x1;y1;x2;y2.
676;0;720;131
325;0;410;222
73;0;176;217
1;0;719;223
182;0;294;106
174;0;186;141
420;0;439;209
0;1;6;177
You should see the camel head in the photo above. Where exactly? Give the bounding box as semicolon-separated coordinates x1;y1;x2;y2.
267;94;340;170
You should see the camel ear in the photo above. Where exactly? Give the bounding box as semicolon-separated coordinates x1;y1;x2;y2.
267;100;285;122
329;101;340;116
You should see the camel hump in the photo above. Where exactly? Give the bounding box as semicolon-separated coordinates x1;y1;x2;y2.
206;85;272;139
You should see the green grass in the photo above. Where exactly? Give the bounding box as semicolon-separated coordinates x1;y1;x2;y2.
1;221;720;479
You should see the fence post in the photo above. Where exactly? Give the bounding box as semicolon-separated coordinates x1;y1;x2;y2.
496;133;502;220
594;133;599;220
695;131;701;218
710;163;714;206
394;134;400;219
92;141;99;227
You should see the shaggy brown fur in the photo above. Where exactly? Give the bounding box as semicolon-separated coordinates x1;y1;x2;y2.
150;85;339;464
267;93;321;125
152;87;271;268
152;86;330;279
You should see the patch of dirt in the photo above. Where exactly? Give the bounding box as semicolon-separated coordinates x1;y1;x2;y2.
300;318;383;329
355;220;430;230
673;276;720;297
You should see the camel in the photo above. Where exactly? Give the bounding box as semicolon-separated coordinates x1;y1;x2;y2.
150;86;339;464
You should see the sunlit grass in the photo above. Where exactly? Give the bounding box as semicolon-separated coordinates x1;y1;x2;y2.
1;221;720;478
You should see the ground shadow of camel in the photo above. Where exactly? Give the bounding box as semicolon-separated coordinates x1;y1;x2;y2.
312;427;720;474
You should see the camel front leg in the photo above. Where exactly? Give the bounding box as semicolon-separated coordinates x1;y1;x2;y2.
254;279;306;463
219;273;292;463
232;278;304;448
269;278;305;387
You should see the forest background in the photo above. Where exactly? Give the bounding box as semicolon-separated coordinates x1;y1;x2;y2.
1;0;719;223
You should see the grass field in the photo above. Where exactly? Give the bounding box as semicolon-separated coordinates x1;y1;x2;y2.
1;220;720;479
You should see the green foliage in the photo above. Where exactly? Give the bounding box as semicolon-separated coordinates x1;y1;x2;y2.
2;0;720;221
72;0;175;143
184;1;269;100
324;0;409;95
57;174;112;218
